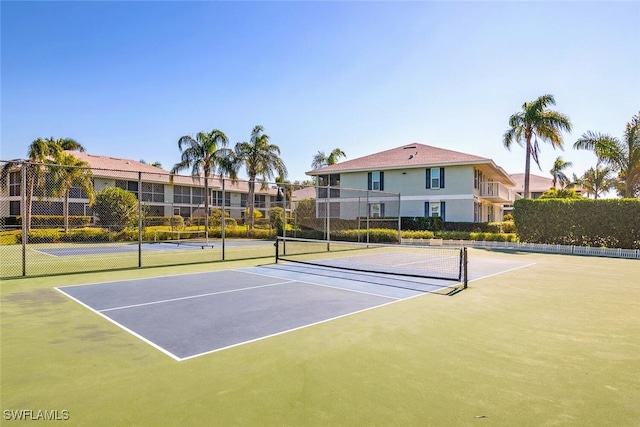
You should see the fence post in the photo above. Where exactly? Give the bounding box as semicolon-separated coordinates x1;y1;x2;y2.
138;171;142;268
21;162;27;276
222;178;226;261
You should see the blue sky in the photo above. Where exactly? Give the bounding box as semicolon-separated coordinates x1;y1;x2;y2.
2;1;639;184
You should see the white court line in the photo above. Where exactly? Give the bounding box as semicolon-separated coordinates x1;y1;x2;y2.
30;248;60;258
237;268;403;300
56;267;449;362
99;281;295;312
179;291;421;362
54;287;183;362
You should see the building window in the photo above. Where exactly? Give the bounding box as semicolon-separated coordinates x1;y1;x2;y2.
191;188;204;206
175;207;192;217
424;201;445;220
173;186;190;204
116;180;139;198
372;172;381;190
9;172;21;196
148;205;164;216
369;203;385;218
141;183;164;203
474;202;481;222
254;195;266;209
32;201;63;215
431;169;440;189
9;201;20;216
367;171;384;191
68;183;91;199
430;202;440;217
474;168;483;190
426;168;445;189
212;191;231;207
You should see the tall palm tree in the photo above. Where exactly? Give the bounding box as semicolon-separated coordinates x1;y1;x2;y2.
48;152;96;232
235;125;288;231
171;130;236;237
549;156;573;188
0;137;85;230
311;148;347;169
576;165;617;200
574;112;640;198
503;94;572;198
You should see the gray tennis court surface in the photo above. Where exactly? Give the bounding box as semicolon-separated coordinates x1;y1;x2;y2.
36;239;273;257
56;257;533;361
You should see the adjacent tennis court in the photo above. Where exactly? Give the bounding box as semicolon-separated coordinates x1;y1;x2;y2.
33;238;274;257
55;243;533;361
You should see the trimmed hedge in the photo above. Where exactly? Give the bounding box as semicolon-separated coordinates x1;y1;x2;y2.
513;198;640;249
16;215;92;228
401;230;517;242
401;217;443;231
331;228;400;243
401;218;508;233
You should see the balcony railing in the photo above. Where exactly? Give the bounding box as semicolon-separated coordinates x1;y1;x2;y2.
479;182;518;203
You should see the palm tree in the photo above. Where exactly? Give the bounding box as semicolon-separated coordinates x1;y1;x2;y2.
234;125;288;231
171;130;236;238
503;94;572;198
549;156;573;188
48;152;96;232
140;160;163;168
311;148;347;169
0;137;85;230
576;165;617;200
573;112;640;198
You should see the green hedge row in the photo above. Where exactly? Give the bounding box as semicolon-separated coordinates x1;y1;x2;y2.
15;215;92;228
401;217;514;233
513;198;640;249
402;230;517;242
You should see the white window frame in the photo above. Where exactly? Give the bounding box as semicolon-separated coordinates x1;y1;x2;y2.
372;171;381;191
430;202;440;218
370;203;381;218
430;168;440;189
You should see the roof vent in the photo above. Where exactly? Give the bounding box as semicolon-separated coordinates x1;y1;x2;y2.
404;146;417;150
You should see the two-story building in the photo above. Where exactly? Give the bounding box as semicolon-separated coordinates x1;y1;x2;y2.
306;143;518;222
1;152;279;223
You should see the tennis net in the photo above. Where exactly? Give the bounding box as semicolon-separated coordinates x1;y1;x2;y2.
152;230;215;248
275;237;468;288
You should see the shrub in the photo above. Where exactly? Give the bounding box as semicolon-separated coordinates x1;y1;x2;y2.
331;228;399;243
59;228;110;242
269;207;285;233
401;230;436;240
170;215;184;230
93;187;139;232
145;216;171;226
401;217;442;231
442;222;501;233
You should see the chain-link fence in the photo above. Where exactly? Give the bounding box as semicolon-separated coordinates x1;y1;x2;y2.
0;160;401;278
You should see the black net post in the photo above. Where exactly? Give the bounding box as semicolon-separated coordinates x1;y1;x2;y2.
463;247;468;289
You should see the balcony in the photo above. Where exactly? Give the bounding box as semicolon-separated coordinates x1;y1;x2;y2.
479;182;519;203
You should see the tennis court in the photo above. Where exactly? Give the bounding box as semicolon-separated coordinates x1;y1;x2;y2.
34;238;274;257
55;242;533;361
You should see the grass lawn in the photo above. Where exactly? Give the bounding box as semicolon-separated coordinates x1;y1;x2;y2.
1;249;638;426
